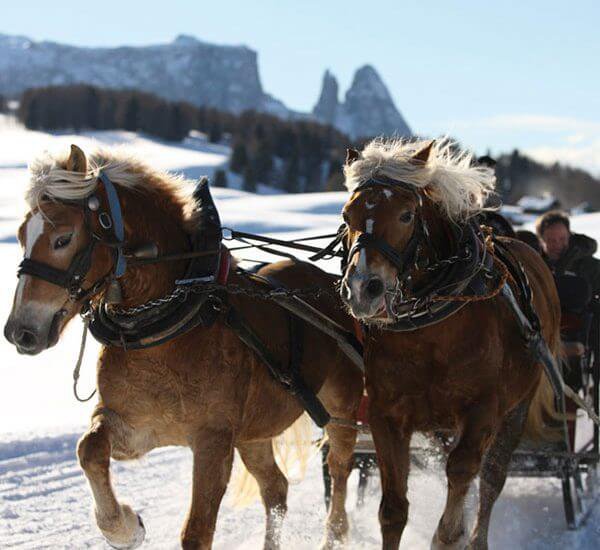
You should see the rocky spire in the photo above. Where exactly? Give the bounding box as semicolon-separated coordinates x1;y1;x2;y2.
312;70;339;124
342;65;411;138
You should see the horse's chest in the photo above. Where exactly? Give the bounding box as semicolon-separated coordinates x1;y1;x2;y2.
366;347;473;430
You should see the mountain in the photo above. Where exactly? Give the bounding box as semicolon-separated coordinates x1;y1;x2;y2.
0;33;410;138
0;33;275;114
312;66;411;139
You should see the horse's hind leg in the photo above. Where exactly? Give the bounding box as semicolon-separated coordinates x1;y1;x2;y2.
432;398;496;549
77;410;146;549
321;423;357;549
237;440;288;550
467;398;530;550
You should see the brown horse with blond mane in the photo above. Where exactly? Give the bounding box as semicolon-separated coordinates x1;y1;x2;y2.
338;139;560;549
4;145;362;549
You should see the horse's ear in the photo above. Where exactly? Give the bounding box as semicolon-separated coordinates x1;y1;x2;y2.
411;140;435;165
66;144;87;173
345;148;361;166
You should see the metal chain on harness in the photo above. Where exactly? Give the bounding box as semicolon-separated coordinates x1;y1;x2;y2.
107;280;337;317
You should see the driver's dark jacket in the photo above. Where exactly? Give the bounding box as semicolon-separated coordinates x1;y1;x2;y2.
545;233;600;298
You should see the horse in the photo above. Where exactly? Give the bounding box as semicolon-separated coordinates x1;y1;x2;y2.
4;145;363;549
337;139;560;549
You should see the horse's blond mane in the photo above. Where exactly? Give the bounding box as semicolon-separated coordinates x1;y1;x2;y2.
344;138;496;221
26;147;193;211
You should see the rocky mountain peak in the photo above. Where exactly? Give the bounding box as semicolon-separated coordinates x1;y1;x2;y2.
173;34;201;46
313;70;339;123
312;65;411;139
346;64;391;102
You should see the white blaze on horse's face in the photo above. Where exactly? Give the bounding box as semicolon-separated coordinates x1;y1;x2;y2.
4;204;86;355
341;186;419;321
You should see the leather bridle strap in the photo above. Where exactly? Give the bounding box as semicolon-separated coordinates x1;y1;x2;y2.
99;171;126;277
347;229;421;276
349;233;400;266
18;257;76;288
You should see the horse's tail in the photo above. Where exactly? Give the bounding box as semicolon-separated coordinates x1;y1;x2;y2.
229;413;319;507
523;337;565;441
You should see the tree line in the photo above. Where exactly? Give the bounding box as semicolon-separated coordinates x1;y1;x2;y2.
495;149;600;210
17;85;354;193
0;94;6;113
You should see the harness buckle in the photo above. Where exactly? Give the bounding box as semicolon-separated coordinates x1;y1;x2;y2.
99;212;113;230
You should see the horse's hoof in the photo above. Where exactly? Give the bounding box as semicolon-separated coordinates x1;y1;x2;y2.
431;528;466;550
104;511;146;549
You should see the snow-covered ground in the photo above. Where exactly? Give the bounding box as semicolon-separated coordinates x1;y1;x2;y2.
1;120;599;548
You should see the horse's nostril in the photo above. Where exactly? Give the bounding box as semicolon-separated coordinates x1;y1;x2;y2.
15;328;38;350
365;277;384;299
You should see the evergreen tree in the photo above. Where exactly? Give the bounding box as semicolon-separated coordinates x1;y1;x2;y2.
0;94;6;113
122;96;140;132
230;142;248;173
243;165;257;192
253;138;273;183
324;159;345;191
213;169;227;188
283;154;300;193
208;120;222;143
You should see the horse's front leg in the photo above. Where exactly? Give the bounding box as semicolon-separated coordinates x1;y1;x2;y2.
77;410;146;549
432;397;496;550
369;410;412;550
321;422;357;549
181;428;234;550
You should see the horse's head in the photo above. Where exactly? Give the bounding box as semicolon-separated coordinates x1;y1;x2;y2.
5;146;113;354
340;139;495;323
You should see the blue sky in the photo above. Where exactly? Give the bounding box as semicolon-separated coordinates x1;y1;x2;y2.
3;1;600;172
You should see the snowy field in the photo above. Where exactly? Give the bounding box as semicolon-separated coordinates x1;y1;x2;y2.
0;118;599;548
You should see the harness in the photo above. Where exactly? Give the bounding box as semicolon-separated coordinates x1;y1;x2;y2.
87;178;229;349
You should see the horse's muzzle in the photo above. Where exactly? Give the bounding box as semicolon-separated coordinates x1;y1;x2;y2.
4;309;64;355
341;271;387;320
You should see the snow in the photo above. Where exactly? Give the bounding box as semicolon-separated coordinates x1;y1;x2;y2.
0;121;599;548
517;193;559;213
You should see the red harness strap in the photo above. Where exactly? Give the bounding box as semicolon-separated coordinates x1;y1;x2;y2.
217;248;231;284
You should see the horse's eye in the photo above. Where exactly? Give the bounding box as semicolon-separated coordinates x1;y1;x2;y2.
399;211;414;224
342;211;350;224
54;234;73;249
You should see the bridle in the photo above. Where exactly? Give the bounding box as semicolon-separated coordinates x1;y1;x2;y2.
17;172;127;303
343;175;429;287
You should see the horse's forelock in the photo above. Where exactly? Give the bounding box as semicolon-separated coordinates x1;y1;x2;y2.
344;138;496;221
26;148;192;215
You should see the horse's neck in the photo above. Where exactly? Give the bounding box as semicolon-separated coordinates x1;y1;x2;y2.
118;191;189;307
